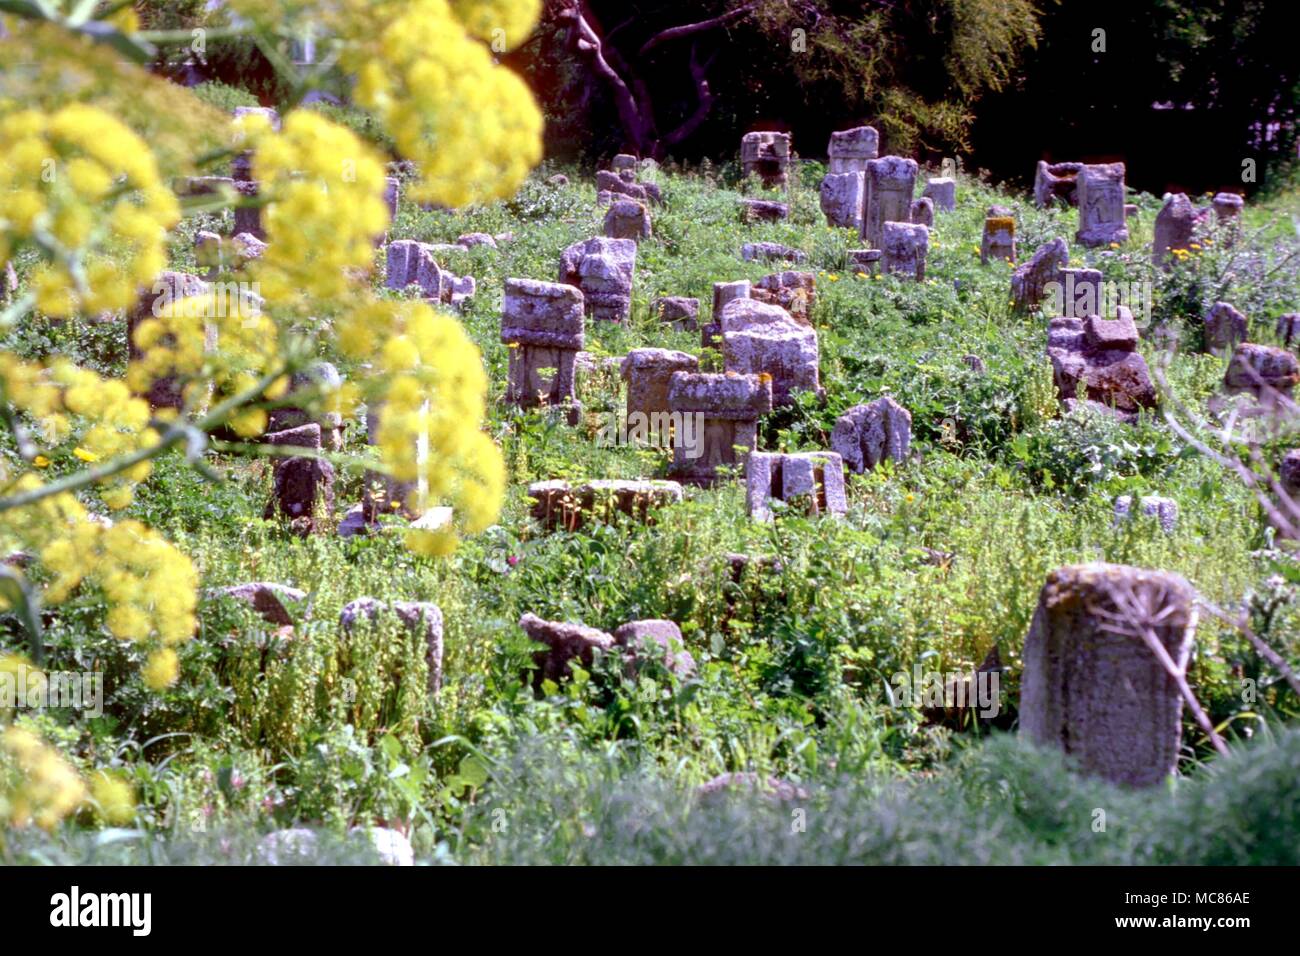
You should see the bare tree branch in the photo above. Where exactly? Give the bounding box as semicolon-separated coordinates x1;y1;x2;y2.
639;2;758;58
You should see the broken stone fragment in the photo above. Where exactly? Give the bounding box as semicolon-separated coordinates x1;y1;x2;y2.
831;397;912;473
519;612;616;687
340;597;444;693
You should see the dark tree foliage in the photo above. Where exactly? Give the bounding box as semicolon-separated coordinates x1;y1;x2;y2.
971;0;1299;195
525;0;1044;162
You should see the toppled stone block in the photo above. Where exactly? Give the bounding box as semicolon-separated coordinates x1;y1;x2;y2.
1076;162;1129;247
1033;161;1083;207
262;423;334;535
610;153;639;173
210;582;307;627
740;131;791;188
667;372;773;484
831;396;911;473
861;156;918;248
827;126;878;174
922;177;956;212
1019;563;1198;788
528;479;683;532
847;249;882;274
613;620;695;679
720;299;820;405
882;221;929;280
1204;302;1248;355
1047;310;1157;417
819;171;865;229
340;597;444;693
621;348;699;418
520;612;615;687
1153;193;1196;267
742;242;807;264
559;237;636;323
746;451;847;521
1011;237;1069;312
653;296;699;331
596;169;650;204
752;271;816;324
603;199;651;241
1113;495;1179;533
1224;343;1300;401
739;198;788;223
457;232;497;249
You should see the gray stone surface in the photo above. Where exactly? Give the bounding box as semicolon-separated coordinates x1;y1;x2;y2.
1204;302;1248;355
262;423;334;535
621;348;699;418
882;221;929;280
612;619;695;679
745;450;847;521
340;597;444;693
909;197;934;228
1011;237;1069;312
1113;495;1179;533
831;396;912;473
667;372;773;484
520;612;616;686
740;131;791;187
861;156;918;248
559;237;636;323
1033;161;1083;207
980;214;1016;265
1047;310;1156;417
501;278;585;419
211;582;306;627
1076;163;1129;247
653;296;699;331
922;177;956;212
820;171;866;229
720;299;820;405
603;199;651;241
1020;563;1198;788
827;126;878;174
1153;193;1196;267
1224;343;1300;401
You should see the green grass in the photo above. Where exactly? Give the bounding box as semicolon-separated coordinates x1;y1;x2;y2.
3;158;1300;863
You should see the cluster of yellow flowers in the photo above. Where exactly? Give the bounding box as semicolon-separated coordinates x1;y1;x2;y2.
338;299;505;554
2;477;196;683
0;354;157;508
0;104;179;317
0;726;86;830
335;0;544;207
236;110;390;311
125;286;285;435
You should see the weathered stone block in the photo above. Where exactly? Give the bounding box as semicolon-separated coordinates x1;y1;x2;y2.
653;296;699;331
559;237;636;323
603;199;651;241
667;372;772;484
520;613;615;687
745;451;846;521
827;126;878;174
882;221;929;280
340;597;444;693
980;215;1016;265
1076;163;1129;247
831;396;911;473
861;156;918;248
1204;302;1248;354
720;299;820;405
1153;192;1196;267
1011;237;1069;312
621;348;699;418
740;131;791;188
1020;563;1198;788
819;171;865;229
922;177;956;212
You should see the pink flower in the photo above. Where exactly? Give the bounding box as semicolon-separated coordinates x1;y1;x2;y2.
507;555;519;567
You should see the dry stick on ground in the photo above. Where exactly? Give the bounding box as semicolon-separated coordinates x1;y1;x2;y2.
1090;581;1231;757
1151;340;1300;711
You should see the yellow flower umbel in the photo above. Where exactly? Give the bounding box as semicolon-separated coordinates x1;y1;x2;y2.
338;298;505;551
334;0;544;207
237;110;391;312
0;104;178;317
0;726;87;831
